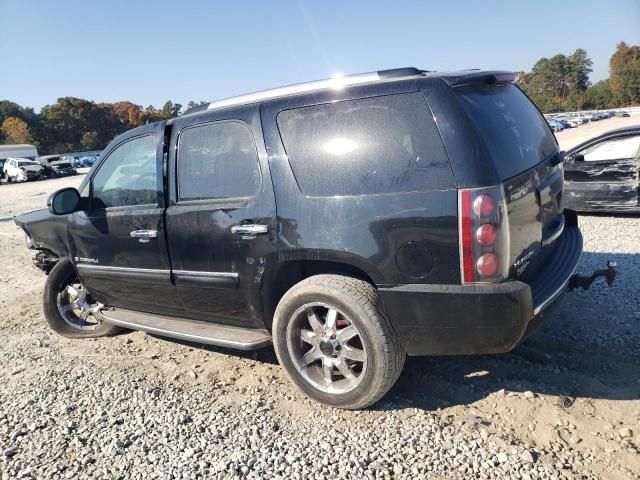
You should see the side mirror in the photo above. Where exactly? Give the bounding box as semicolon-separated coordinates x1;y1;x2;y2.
48;187;81;215
574;154;585;162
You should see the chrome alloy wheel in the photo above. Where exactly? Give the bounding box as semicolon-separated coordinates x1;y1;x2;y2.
286;302;367;394
56;278;104;331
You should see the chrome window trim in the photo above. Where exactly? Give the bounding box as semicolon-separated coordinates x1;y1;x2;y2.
173;270;238;279
76;265;170;274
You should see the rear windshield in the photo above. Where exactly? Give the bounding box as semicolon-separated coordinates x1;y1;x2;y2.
457;84;557;180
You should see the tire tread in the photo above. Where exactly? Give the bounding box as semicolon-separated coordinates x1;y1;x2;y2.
274;273;405;409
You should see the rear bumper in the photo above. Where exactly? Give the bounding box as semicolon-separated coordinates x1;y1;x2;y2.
379;211;583;356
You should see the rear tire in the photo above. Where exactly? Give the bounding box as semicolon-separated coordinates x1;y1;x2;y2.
272;274;405;409
43;259;121;338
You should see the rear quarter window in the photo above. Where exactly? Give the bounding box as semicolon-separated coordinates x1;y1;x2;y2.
457;84;558;180
277;93;454;196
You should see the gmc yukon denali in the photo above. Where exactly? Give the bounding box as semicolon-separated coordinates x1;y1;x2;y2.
14;68;616;409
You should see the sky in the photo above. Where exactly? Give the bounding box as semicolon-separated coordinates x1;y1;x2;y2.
1;0;639;112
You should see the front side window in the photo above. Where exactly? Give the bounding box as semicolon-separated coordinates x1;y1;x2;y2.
577;135;640;162
92;135;158;208
178;121;260;201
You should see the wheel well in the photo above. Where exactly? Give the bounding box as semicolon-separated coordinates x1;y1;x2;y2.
260;260;376;330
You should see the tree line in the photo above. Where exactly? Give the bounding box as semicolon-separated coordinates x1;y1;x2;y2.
0;99;206;155
516;42;640;112
2;41;639;154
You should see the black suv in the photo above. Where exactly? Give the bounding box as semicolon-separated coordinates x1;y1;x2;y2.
15;68;613;409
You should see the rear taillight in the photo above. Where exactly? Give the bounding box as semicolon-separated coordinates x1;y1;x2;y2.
458;185;510;284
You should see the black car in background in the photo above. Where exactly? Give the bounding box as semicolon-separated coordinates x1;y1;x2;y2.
14;68;613;409
38;155;77;178
564;126;640;212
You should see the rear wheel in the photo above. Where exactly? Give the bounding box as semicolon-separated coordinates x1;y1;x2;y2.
273;274;405;409
43;259;121;338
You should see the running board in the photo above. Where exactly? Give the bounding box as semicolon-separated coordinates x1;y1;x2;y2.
102;308;272;350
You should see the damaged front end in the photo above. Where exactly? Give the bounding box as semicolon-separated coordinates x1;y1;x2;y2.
14;208;69;275
33;250;60;274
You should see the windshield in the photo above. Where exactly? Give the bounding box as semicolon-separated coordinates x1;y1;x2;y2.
457;84;558;180
18;161;35;167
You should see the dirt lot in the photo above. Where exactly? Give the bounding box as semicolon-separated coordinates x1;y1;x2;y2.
555;115;639;150
0;119;639;479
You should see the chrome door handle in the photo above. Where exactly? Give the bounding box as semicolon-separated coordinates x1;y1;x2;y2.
231;224;269;236
130;229;158;243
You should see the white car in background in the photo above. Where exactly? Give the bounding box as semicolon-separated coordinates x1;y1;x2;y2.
3;157;44;182
577;113;595;122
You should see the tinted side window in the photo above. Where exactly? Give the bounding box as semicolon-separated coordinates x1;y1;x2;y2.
277;93;453;196
92;135;158;208
178;122;260;200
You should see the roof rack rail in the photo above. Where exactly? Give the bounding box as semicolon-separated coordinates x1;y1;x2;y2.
198;67;425;113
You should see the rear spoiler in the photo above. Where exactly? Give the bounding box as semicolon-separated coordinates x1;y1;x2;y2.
438;71;516;88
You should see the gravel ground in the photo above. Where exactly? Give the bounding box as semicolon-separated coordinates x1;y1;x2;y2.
0;122;639;479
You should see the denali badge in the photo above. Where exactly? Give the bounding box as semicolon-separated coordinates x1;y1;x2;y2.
513;250;534;276
74;256;99;264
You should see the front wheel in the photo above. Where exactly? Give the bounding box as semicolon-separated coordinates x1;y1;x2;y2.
273;274;405;409
43;259;121;338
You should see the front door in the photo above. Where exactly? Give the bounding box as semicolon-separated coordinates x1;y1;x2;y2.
564;133;640;211
165;106;277;327
69;122;181;315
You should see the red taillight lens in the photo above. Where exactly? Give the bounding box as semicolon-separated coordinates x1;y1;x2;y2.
459;186;510;284
476;223;496;246
473;194;494;217
460;190;475;283
476;253;498;277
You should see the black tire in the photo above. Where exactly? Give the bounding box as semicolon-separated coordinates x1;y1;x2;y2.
272;274;405;409
43;259;121;338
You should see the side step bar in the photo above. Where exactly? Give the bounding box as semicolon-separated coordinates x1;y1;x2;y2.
102;309;272;350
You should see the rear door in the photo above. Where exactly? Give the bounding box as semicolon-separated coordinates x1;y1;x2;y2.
564;133;640;211
69;122;181;315
165;105;277;328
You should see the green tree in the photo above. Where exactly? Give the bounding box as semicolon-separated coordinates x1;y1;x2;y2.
161;100;182;117
566;48;592;92
517;48;597;112
609;41;640;105
81;131;101;150
39;97;125;153
186;100;208;110
583;80;615;109
1;116;33;144
0;100;41;143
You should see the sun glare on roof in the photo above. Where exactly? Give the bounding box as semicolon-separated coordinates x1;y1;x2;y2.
330;73;346;90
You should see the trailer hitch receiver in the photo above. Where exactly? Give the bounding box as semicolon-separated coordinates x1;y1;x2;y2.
568;261;617;291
